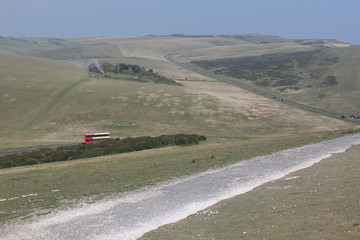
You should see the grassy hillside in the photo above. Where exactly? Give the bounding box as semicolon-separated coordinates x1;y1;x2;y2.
0;34;359;229
0;55;354;148
0;35;358;148
0;131;350;225
140;143;360;240
0;53;87;145
0;37;77;55
184;41;360;115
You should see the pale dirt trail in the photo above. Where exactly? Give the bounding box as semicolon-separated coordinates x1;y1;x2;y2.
1;134;360;240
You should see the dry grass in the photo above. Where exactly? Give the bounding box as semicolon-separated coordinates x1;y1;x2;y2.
8;76;352;147
0;50;356;149
1;36;359;148
175;42;312;62
0;53;86;138
183;81;354;133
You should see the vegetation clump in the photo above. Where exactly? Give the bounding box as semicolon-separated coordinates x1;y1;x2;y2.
192;50;339;91
0;134;206;169
90;62;182;86
321;76;338;87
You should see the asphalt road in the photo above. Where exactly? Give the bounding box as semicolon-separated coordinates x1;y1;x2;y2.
1;133;360;240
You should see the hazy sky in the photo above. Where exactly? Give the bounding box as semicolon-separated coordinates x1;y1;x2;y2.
1;0;359;44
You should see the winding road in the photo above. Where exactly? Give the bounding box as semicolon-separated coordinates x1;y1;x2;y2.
1;133;359;240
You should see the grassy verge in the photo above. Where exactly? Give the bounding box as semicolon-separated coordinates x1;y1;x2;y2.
140;140;360;240
0;131;350;225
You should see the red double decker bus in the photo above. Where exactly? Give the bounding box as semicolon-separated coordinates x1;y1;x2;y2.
84;132;110;144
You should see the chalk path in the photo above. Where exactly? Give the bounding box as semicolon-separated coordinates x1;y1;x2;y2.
1;134;360;240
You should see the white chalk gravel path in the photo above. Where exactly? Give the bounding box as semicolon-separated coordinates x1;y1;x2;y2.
1;134;360;240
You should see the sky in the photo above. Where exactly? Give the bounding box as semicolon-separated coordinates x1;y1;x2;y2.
1;0;359;44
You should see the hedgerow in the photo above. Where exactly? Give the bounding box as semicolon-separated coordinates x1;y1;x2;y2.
0;134;206;169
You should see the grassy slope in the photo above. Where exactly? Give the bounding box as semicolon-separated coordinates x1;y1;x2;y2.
0;131;350;225
260;46;360;115
327;46;360;114
141;144;360;240
0;53;87;145
0;38;57;55
0;57;354;148
75;35;360;116
0;35;359;227
172;38;360;115
0;36;356;148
